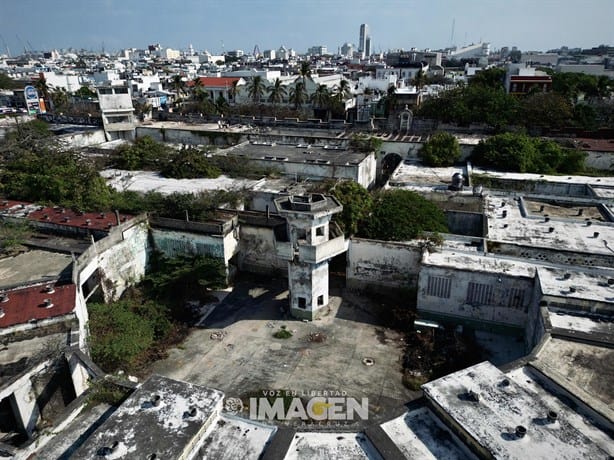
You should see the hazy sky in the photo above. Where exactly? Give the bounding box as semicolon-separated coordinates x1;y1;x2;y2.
1;0;612;55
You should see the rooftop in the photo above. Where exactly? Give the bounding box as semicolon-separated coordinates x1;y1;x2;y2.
0;249;73;288
227;142;370;166
101;169;261;195
71;374;224;459
472;167;614;188
423;249;537;278
387;162;468;190
485;195;614;259
380;406;477;459
537;266;614;306
0;283;76;329
283;432;380;460
422;361;612;459
0;200;133;232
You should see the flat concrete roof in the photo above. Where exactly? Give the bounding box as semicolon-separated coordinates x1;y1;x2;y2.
197;414;276;459
423;249;537;278
283;432;381;460
387;163;467;189
472;167;614;188
227;142;370;166
485;195;614;258
0;250;73;288
532;338;614;415
538;266;614;305
380;406;477;459
72;374;224;459
547;308;614;336
102;169;261;195
422;361;612;459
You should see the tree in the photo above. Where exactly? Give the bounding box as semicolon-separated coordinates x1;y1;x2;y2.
381;84;397;117
160;147;221;179
228;80;240;103
469;67;506;90
34;77;52;110
471;132;585;174
412;69;427;90
520;92;573;129
247;75;265;104
418;132;461;167
268;77;287;110
0;72;21;89
334;79;352;100
289;81;307;110
311;84;330;118
50;87;70;113
74;85;97;99
330;181;372;236
298;61;312;85
113;136;173;170
171;75;186;100
362;190;448;241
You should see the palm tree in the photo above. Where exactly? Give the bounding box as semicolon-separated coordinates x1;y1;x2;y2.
34;76;52;110
383;84;397;117
228;80;240;104
334;79;351;101
298;61;312;85
268;78;287;115
412;69;427;90
311;84;330;109
247;75;265;104
171;75;186;100
289;81;307;110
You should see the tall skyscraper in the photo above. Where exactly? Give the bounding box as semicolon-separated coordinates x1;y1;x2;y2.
359;23;368;58
365;36;371;58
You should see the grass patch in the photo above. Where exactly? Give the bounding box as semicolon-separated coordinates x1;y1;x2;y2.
273;326;293;339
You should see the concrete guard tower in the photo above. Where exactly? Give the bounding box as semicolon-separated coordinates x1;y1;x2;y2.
274;194;347;320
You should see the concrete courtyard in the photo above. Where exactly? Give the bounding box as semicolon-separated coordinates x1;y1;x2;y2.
150;276;416;426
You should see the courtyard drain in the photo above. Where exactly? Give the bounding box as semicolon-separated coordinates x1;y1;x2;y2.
362;357;375;366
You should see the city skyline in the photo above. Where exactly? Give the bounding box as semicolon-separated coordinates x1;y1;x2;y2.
0;0;613;56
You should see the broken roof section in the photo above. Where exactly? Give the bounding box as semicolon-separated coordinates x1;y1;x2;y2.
71;375;224;459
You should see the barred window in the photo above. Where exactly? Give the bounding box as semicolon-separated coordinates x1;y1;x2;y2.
427;276;451;298
466;282;494;305
508;288;526;309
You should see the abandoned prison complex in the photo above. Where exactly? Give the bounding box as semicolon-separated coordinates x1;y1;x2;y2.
1;116;613;459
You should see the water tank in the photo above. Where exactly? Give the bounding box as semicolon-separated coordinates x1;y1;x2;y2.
450;172;464;191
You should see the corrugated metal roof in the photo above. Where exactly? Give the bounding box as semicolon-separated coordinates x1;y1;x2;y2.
0;283;76;328
0;200;133;231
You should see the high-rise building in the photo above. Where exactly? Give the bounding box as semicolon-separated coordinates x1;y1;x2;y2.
359;24;368;58
365;36;371;58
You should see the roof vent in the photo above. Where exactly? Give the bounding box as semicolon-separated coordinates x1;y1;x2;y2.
0;308;5;319
185;406;198;417
577;208;584;216
86;219;92;226
64;217;70;223
0;293;8;303
502;210;507;218
548;227;555;233
593;231;600;238
45;285;55;294
607;278;614;285
563;273;571;280
151;394;161;407
147;455;158;460
42;298;54;308
544;217;550;222
587;221;592;226
539;205;545;212
547;410;558;423
99;212;106;219
569;286;576;293
515;425;527;439
468;389;480;402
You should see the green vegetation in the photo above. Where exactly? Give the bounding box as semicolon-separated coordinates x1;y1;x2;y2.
418;132;461;167
0;72;22;90
89;253;227;372
0;221;31;255
273;325;293;339
86;379;131;407
160;147;221;179
471;133;586;174
113;136;173;170
144;253;227;304
329;181;373;236
0;120;113;210
348;134;383;153
362;190;449;241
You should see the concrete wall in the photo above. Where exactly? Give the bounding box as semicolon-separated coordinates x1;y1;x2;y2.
136;126;245;146
58;129;107;149
238;225;287;276
445;211;484;237
346;238;423;292
75;216;150;303
488;241;614;269
417;265;534;334
584;151;614;171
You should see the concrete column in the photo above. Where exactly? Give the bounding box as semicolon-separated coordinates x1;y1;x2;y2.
9;380;40;435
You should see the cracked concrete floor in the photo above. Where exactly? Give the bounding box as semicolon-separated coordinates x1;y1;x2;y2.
149;276;416;425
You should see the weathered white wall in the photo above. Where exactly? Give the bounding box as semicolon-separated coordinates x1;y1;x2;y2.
417;265;534;331
346;238;423;291
151;228;227;260
238;225;287;275
58;129;107;149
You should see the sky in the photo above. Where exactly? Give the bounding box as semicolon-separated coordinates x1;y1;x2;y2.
0;0;612;56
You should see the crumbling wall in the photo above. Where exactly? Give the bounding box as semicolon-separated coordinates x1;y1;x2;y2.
417;265;533;332
238;225;287;276
346;238;423;292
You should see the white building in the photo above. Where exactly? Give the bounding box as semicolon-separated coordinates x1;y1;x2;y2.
97;82;136;141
